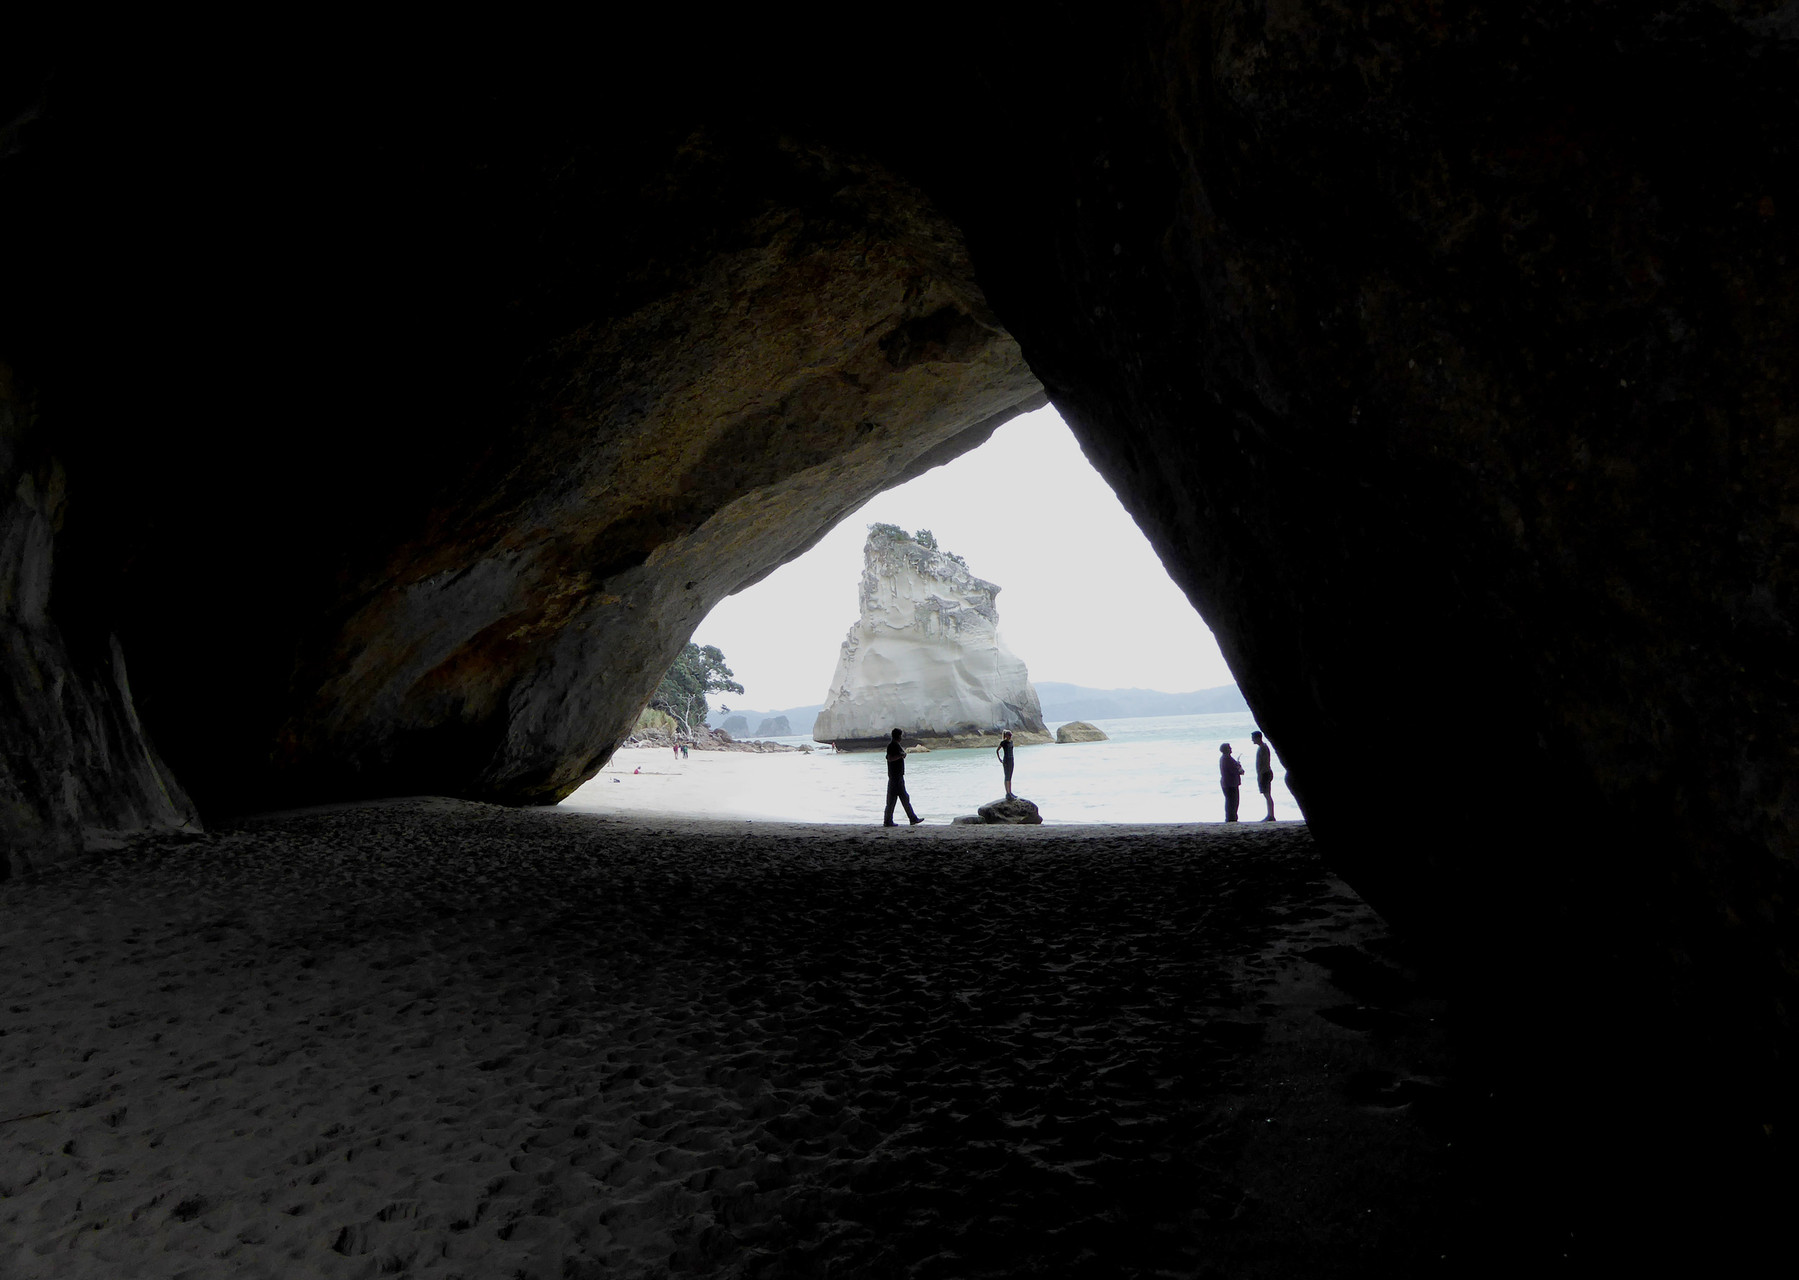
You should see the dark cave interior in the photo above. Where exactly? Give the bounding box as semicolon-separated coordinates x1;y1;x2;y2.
2;5;1794;1263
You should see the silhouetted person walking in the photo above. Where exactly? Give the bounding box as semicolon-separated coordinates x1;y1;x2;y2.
1252;730;1275;821
1219;742;1244;822
884;728;923;826
996;730;1015;798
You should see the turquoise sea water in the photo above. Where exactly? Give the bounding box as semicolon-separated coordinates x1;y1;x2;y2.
565;713;1301;826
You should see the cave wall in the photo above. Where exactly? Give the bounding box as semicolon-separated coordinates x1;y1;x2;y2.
897;0;1797;1230
1;67;1040;829
0;366;197;874
259;140;1043;806
938;3;1798;937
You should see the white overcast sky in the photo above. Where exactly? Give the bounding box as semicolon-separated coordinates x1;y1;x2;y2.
693;405;1236;711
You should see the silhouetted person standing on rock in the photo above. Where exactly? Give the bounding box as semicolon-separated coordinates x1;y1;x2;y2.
1219;742;1244;822
1252;730;1275;822
996;730;1015;799
884;728;923;826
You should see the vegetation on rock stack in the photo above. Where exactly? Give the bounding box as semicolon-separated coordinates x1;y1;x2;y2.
867;523;967;567
650;643;743;737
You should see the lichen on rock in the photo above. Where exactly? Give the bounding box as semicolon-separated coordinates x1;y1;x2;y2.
813;527;1051;750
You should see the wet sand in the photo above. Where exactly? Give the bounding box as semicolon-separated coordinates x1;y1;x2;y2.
1;801;1458;1277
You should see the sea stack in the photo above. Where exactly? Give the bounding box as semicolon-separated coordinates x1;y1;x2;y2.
814;527;1052;750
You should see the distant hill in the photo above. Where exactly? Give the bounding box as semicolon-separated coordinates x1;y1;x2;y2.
706;703;824;735
1034;681;1246;722
706;685;1245;735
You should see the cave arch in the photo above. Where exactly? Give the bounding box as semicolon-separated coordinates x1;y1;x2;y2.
4;9;1794;1253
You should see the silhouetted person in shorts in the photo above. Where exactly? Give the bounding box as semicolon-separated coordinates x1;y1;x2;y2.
884;728;923;826
1219;742;1244;822
996;730;1015;798
1252;730;1275;821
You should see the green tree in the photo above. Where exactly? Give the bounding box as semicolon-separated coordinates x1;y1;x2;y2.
868;521;907;541
650;642;745;737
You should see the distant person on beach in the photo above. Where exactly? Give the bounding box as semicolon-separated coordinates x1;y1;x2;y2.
681;744;690;759
1219;742;1244;822
884;728;924;826
995;730;1015;799
1252;730;1275;821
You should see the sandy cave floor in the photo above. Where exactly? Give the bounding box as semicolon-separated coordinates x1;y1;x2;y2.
1;802;1462;1278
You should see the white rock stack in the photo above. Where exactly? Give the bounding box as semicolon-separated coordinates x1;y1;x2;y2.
813;527;1052;749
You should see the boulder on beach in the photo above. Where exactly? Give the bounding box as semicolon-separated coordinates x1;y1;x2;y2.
1055;721;1109;743
754;715;792;737
976;796;1043;825
951;814;983;825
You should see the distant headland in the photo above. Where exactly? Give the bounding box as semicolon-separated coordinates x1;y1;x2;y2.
710;682;1248;737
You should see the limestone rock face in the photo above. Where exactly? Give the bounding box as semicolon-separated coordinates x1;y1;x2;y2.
813;529;1050;749
754;716;791;737
1;372;197;875
1;88;1042;832
1055;722;1108;744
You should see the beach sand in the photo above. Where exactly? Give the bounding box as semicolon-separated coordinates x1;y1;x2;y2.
1;801;1458;1277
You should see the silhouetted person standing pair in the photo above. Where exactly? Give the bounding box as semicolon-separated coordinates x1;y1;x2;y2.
1220;733;1277;822
884;728;923;826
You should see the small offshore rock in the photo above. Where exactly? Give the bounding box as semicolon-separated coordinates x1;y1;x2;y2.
1056;721;1109;743
754;715;792;736
952;814;983;825
977;796;1042;825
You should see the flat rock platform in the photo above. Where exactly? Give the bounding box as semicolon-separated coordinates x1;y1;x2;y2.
1;801;1462;1278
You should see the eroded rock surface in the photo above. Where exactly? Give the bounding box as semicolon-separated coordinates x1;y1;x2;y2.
2;92;1041;834
814;527;1051;750
1055;721;1109;744
1;368;196;875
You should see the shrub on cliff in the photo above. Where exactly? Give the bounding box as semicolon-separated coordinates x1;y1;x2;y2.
867;523;966;565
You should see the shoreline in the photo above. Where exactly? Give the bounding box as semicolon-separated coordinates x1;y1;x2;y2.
1;799;1452;1278
581;727;1302;827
